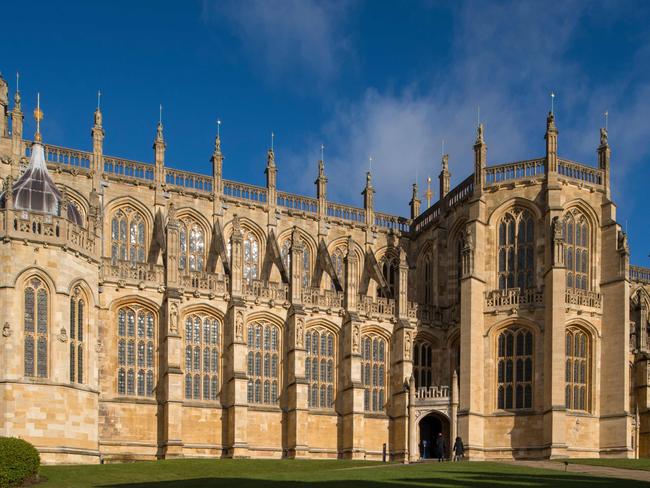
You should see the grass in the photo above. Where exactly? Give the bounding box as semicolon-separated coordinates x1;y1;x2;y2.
36;458;650;488
564;458;650;472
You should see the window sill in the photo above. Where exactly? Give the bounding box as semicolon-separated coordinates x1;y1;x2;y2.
566;410;594;418
248;404;281;412
364;412;389;419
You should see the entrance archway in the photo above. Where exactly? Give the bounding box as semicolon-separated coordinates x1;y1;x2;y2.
418;412;450;460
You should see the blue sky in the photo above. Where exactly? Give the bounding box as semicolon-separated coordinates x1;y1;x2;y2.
2;0;650;265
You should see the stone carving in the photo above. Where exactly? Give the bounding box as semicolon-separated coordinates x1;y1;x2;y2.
169;303;178;334
352;324;360;353
235;310;244;341
2;321;11;337
600;127;608;146
58;327;68;343
167;202;177;223
551;216;563;242
296;317;304;347
405;332;412;360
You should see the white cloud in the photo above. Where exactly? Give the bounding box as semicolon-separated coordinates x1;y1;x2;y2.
202;0;354;82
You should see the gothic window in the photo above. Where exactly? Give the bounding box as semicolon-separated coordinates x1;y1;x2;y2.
69;287;85;384
243;232;259;283
361;334;387;412
184;314;220;401
246;322;279;405
496;327;533;410
497;210;534;290
179;220;205;272
331;247;345;291
413;341;433;389
378;256;397;299
423;254;433;306
564;212;590;290
281;238;311;289
117;305;155;397
565;328;590;411
24;277;48;378
305;328;335;408
110;207;146;265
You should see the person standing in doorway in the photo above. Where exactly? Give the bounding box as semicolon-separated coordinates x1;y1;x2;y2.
453;436;464;461
435;432;446;462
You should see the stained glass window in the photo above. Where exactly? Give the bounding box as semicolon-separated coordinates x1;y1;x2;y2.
111;207;146;265
497;327;533;410
69;287;85;384
361;334;387;412
179;220;205;272
24;278;47;378
497;210;535;290
247;322;279;404
117;306;155;397
184;315;220;401
243;232;259;283
305;328;335;408
413;341;433;389
564;212;590;290
378;256;397;299
566;328;589;411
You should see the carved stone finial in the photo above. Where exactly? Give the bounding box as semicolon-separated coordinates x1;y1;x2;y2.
600;127;608;146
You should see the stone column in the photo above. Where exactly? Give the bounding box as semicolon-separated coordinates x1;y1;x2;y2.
407;376;417;462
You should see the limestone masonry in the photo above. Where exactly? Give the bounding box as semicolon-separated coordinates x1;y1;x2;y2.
0;72;648;464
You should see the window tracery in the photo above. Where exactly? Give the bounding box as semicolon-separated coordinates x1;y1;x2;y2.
361;334;387;412
564;211;590;290
69;287;85;384
117;305;155;397
496;326;533;410
305;328;335;408
497;209;534;290
179;219;205;272
565;327;590;411
331;246;345;290
246;322;279;404
378;255;397;299
184;314;220;401
110;207;146;265
413;341;433;389
24;277;48;378
243;232;259;283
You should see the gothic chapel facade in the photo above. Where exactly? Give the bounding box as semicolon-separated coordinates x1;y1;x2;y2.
0;73;649;464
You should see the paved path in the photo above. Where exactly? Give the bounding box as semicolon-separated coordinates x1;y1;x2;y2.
503;460;650;483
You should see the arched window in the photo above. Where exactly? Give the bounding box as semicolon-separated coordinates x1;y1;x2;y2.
110;207;146;265
69;287;85;384
378;256;397;299
423;254;433;306
413;341;433;389
497;210;534;290
117;305;155;397
564;212;589;290
184;314;220;401
496;327;533;410
179;220;205;272
246;322;279;404
565;327;590;411
305;327;335;408
243;232;259;283
361;334;387;412
331;247;345;291
24;277;48;378
281;238;311;288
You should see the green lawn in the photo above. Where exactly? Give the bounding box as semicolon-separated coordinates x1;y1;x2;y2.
37;459;650;488
565;458;650;472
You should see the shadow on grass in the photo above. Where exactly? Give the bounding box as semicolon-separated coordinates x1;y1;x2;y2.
97;470;650;488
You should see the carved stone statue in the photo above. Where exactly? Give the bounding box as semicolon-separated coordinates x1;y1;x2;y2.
296;318;304;347
352;324;360;353
169;303;178;334
235;311;244;341
600;127;608;146
552;216;563;242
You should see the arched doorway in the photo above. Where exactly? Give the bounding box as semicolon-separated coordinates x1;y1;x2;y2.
418;412;450;460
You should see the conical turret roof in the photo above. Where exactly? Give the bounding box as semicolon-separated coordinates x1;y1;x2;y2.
13;142;62;215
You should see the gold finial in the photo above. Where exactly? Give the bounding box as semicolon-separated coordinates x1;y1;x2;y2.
320;144;324;161
271;131;274;151
604;110;608;131
425;176;433;208
550;92;555;114
33;92;43;142
217;119;221;138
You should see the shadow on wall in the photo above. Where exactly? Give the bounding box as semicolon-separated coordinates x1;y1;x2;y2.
98;471;650;488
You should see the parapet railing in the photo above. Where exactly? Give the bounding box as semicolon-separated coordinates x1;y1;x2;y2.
484;158;545;186
26;142;92;172
630;265;650;284
0;208;95;256
165;168;213;193
277;191;318;214
326;202;366;224
180;270;228;294
565;288;602;309
302;287;344;308
557;159;603;186
415;386;450;400
103;155;155;182
375;212;411;232
223;180;268;204
357;295;395;318
484;288;544;310
100;258;164;285
412;175;474;233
